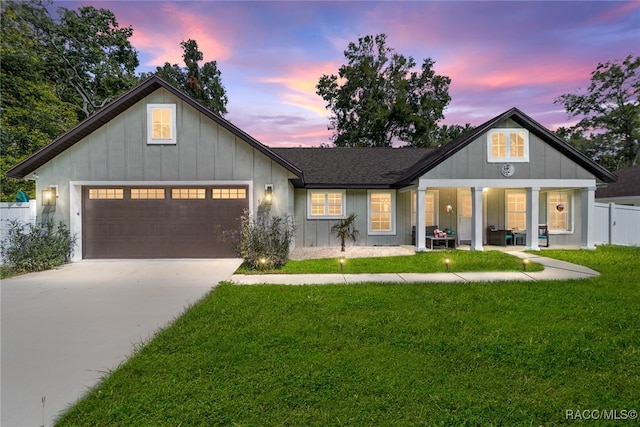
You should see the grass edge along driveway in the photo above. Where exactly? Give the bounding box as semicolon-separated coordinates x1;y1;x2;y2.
56;246;639;426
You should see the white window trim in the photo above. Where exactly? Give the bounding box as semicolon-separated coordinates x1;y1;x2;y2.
412;190;439;227
487;128;529;163
368;190;396;235
307;190;346;219
147;104;177;145
546;190;574;234
505;189;527;230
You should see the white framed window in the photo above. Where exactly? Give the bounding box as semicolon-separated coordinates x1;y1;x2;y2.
307;190;345;219
547;190;573;233
368;190;395;235
412;190;439;226
147;104;177;144
487;129;529;162
506;190;527;230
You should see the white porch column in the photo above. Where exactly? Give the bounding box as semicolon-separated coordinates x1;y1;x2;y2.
525;187;540;250
416;188;427;252
581;186;596;249
470;187;484;251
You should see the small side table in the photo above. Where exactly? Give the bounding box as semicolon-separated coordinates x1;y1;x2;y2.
513;232;526;246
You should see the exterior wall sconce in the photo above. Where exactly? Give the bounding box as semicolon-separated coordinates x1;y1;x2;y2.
265;184;273;205
556;204;565;212
42;187;57;206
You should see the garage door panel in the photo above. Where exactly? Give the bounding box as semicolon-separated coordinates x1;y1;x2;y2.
83;186;247;259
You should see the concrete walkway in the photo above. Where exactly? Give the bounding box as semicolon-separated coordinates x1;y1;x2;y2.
1;259;242;427
231;251;599;285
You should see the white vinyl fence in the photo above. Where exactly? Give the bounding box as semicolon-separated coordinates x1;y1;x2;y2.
0;201;37;246
594;202;640;246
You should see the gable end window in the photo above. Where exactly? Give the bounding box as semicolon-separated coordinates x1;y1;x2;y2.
487;129;529;163
147;104;177;145
307;190;345;219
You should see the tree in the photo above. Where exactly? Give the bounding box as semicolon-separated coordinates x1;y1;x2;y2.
8;0;140;121
555;127;624;171
149;39;228;116
331;213;360;252
555;55;639;168
316;34;451;147
0;1;77;201
51;4;140;119
431;123;475;146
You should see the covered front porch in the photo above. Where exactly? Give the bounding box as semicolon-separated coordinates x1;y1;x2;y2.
410;179;598;252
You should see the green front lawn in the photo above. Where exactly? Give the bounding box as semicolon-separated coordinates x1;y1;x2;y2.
56;246;639;426
236;249;544;274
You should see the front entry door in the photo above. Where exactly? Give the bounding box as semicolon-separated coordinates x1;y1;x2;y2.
457;189;472;244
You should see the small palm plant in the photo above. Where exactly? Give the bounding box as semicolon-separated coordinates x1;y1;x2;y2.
331;213;360;252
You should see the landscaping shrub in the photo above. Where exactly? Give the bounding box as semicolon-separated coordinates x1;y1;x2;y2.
1;219;77;273
222;209;296;270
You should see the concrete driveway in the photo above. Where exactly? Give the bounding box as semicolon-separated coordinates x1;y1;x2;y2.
1;259;241;427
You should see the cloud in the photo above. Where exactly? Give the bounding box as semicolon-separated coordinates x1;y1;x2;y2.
58;0;635;141
229;113;332;147
257;62;341;116
113;2;235;69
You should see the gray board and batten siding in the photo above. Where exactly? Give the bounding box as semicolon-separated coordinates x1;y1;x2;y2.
24;86;296;259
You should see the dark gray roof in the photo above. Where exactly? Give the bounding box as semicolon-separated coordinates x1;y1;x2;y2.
272;147;432;188
396;107;617;185
7;75;303;179
596;164;640;198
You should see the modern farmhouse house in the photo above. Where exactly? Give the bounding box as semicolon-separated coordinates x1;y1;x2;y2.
7;76;616;260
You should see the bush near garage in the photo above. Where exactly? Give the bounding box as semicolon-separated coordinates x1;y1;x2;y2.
1;219;77;274
221;209;296;271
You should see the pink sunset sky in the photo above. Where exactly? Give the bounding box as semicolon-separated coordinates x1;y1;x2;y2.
59;1;638;147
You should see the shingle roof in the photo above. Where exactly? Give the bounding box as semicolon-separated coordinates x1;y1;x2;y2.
272;147;432;188
6;75;303;179
595;164;640;198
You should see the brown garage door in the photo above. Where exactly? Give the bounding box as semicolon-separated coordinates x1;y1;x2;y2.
83;186;248;259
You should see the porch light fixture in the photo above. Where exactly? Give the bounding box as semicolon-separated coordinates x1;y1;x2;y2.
264;184;273;205
446;205;454;213
42;187;56;206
